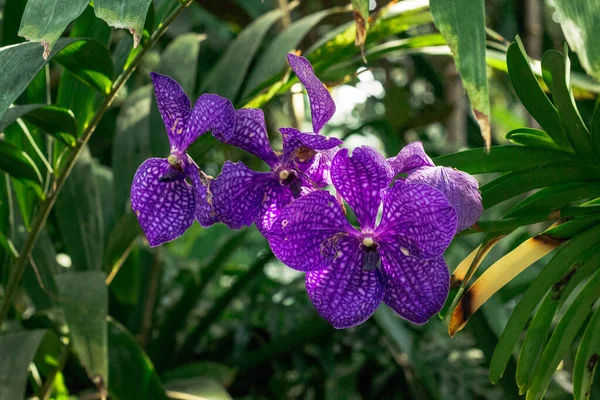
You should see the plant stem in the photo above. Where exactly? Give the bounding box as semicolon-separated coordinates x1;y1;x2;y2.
0;0;195;327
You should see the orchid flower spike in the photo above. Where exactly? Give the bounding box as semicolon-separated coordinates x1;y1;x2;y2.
130;73;235;246
209;53;340;235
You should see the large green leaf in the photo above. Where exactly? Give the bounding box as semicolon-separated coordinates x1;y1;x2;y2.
0;329;49;400
94;0;153;47
155;33;204;95
489;223;600;383
541;49;594;162
103;212;141;276
526;266;600;400
430;0;490;147
243;7;349;99
54;159;105;271
553;0;600;81
56;271;108;386
108;318;169;400
201;6;287;102
17;0;89;58
506;39;573;152
0;38;113;120
433;145;584;174
573;303;600;400
0;105;77;147
0;140;42;184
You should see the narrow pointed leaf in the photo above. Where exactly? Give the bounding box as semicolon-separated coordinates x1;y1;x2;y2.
489;223;600;383
0;105;77;147
430;0;490;148
94;0;153;48
541;49;594;162
573;302;600;400
0;140;42;184
351;0;369;57
592;99;600;159
17;0;89;58
505;128;561;151
506;38;573;151
449;233;563;336
57;272;108;385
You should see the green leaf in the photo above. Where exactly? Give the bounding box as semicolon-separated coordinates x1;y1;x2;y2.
155;33;204;95
0;140;42;184
573;302;600;400
526;266;600;399
489;223;600;383
516;249;600;392
480;164;600;209
165;377;233;400
506;182;600;218
0;38;113;121
162;362;236;387
54;159;105;271
0;329;49;400
592;98;600;159
505;128;561;151
53;39;115;95
541;49;594;162
108;317;169;400
17;0;89;58
552;0;600;81
57;271;108;385
433;145;584;174
506;39;573;152
112;85;153;218
1;0;27;46
541;215;600;240
351;0;369;57
0;105;77;147
430;0;490;147
243;7;349;99
201;6;288;102
103;212;141;276
93;0;152;48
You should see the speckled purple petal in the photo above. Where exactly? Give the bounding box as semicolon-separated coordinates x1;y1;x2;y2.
179;93;235;150
281;127;342;161
379;245;449;324
210;161;271;229
387;141;434;174
305;237;383;329
254;181;294;236
287;53;336;133
406;166;482;232
331;146;394;230
184;160;219;227
376;180;457;259
221;108;279;166
150;72;191;147
131;158;195;247
268;190;356;272
299;147;339;188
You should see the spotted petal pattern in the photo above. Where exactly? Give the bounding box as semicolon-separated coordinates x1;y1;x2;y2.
376;181;457;259
223;108;279;166
331;146;393;230
180;93;235;150
287;53;336;133
379;244;449;324
387;141;434;174
185;161;218;227
406;166;482;232
150;72;191;148
306;237;383;329
210;161;272;229
268;190;356;272
131;158;196;247
255;181;294;235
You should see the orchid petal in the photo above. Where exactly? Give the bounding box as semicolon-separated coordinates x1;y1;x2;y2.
222;108;279;166
254;181;294;235
180;93;235;150
387;141;434;175
184;161;219;227
150;72;191;148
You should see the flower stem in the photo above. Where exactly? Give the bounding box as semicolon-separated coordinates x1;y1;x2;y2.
0;0;195;327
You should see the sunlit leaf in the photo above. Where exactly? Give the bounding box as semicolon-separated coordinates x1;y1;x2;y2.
0;105;77;147
505;128;561;151
430;0;490;148
94;0;153;48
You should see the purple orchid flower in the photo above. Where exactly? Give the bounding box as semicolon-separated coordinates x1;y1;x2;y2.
130;72;235;247
387;141;483;232
209;53;340;234
268;146;458;328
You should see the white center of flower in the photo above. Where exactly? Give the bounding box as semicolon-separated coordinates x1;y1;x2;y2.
279;170;290;180
362;237;374;247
